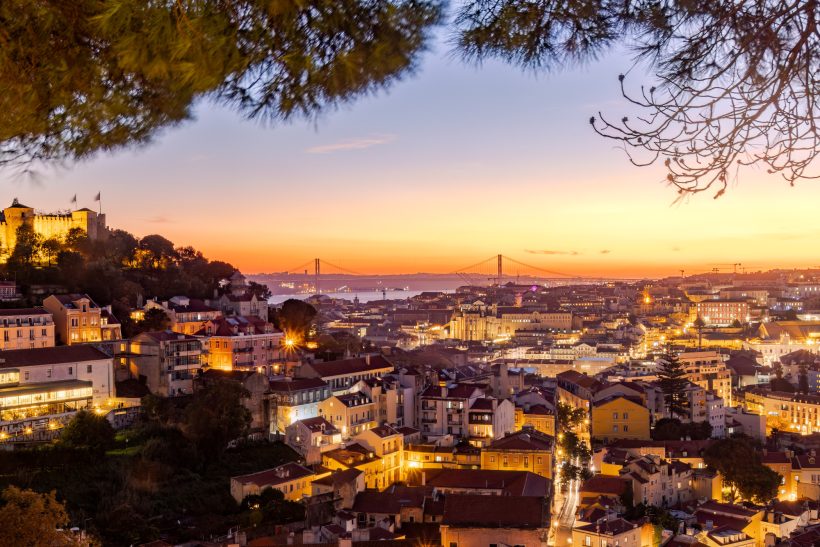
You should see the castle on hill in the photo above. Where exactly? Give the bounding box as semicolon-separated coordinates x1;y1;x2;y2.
0;199;107;259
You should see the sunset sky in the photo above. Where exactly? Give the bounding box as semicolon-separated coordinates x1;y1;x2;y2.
4;36;819;278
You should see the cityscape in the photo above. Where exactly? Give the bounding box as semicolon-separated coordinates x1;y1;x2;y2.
2;2;820;547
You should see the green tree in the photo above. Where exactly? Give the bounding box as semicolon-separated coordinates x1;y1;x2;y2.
136;308;171;333
704;437;781;504
60;409;116;453
657;353;689;418
693;315;705;349
556;402;587;432
8;224;42;268
0;0;442;170
0;486;73;547
184;379;251;459
798;364;809;393
275;299;317;339
40;237;63;266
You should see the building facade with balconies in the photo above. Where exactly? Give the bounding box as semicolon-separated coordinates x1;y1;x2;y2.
121;330;203;396
0;308;55;350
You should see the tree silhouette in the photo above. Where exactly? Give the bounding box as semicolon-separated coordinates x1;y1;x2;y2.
0;0;442;172
657;352;689;418
457;0;820;197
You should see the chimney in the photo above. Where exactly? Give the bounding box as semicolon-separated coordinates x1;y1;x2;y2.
365;354;371;365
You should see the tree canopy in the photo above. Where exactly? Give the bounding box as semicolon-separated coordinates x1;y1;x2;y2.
0;486;74;547
703;437;781;504
2;1;817;195
60;409;116;453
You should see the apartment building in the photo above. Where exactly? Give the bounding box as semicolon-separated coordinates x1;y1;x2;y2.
591;396;651;442
230;462;318;503
418;383;484;440
201;316;283;372
296;355;394;395
269;377;330;434
744;389;820;435
0;308;54;350
284;416;342;465
318;392;377;439
121;330;202;396
481;428;554;479
696;300;750;326
144;296;221;335
43;294;121;345
354;424;404;487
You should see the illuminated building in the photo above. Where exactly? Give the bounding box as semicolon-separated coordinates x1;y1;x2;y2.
0;308;55;350
480;428;554;479
448;307;574;341
321;442;391;490
353;424;404;487
284;416;342;464
696;300;751;326
318;392;376;439
678;351;734;407
514;403;556;437
0;199;107;262
120;330;202;396
744;389;820;435
591;396;651;442
144;296;221;335
404;443;481;470
0;345;113;435
230;462;319;503
199;316;283;372
269;377;330;434
296;355;394;395
42;294;121;345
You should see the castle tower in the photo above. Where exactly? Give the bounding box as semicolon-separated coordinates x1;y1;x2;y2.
2;199;34;254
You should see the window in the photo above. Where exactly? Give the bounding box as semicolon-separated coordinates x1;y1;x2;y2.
585;536;591;546
68;367;73;375
623;425;629;432
623;412;629;419
489;456;495;463
47;369;52;378
613;412;618;419
87;365;92;373
613;425;619;432
24;372;29;381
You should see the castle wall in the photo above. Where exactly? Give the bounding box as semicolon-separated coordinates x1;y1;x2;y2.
0;204;108;261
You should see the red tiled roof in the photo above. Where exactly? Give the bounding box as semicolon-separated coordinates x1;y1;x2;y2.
0;345;109;368
441;494;547;528
575;517;639;536
580;475;631;496
424;469;549;497
305;355;393;378
233;462;313;488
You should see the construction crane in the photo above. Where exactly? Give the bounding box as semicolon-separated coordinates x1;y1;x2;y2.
712;263;742;274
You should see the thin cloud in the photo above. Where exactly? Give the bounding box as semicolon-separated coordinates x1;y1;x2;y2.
524;249;580;256
671;246;682;252
306;134;396;154
599;249;611;255
146;215;173;224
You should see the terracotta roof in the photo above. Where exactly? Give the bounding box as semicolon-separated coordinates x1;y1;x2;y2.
232;462;313;488
761;451;791;464
336;393;373;407
269;377;327;392
352;485;428;514
424;469;549;497
0;345;109;368
575;517;639;536
0;308;49;317
580;475;631;496
138;330;200;342
441;494;548;528
469;398;495;411
294;416;337;433
305;355;393;378
310;468;362;488
489;430;554;451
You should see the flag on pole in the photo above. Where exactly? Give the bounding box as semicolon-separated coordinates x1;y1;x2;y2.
70;194;77;205
94;192;101;201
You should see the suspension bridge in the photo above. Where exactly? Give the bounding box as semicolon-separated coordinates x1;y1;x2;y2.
273;254;637;295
